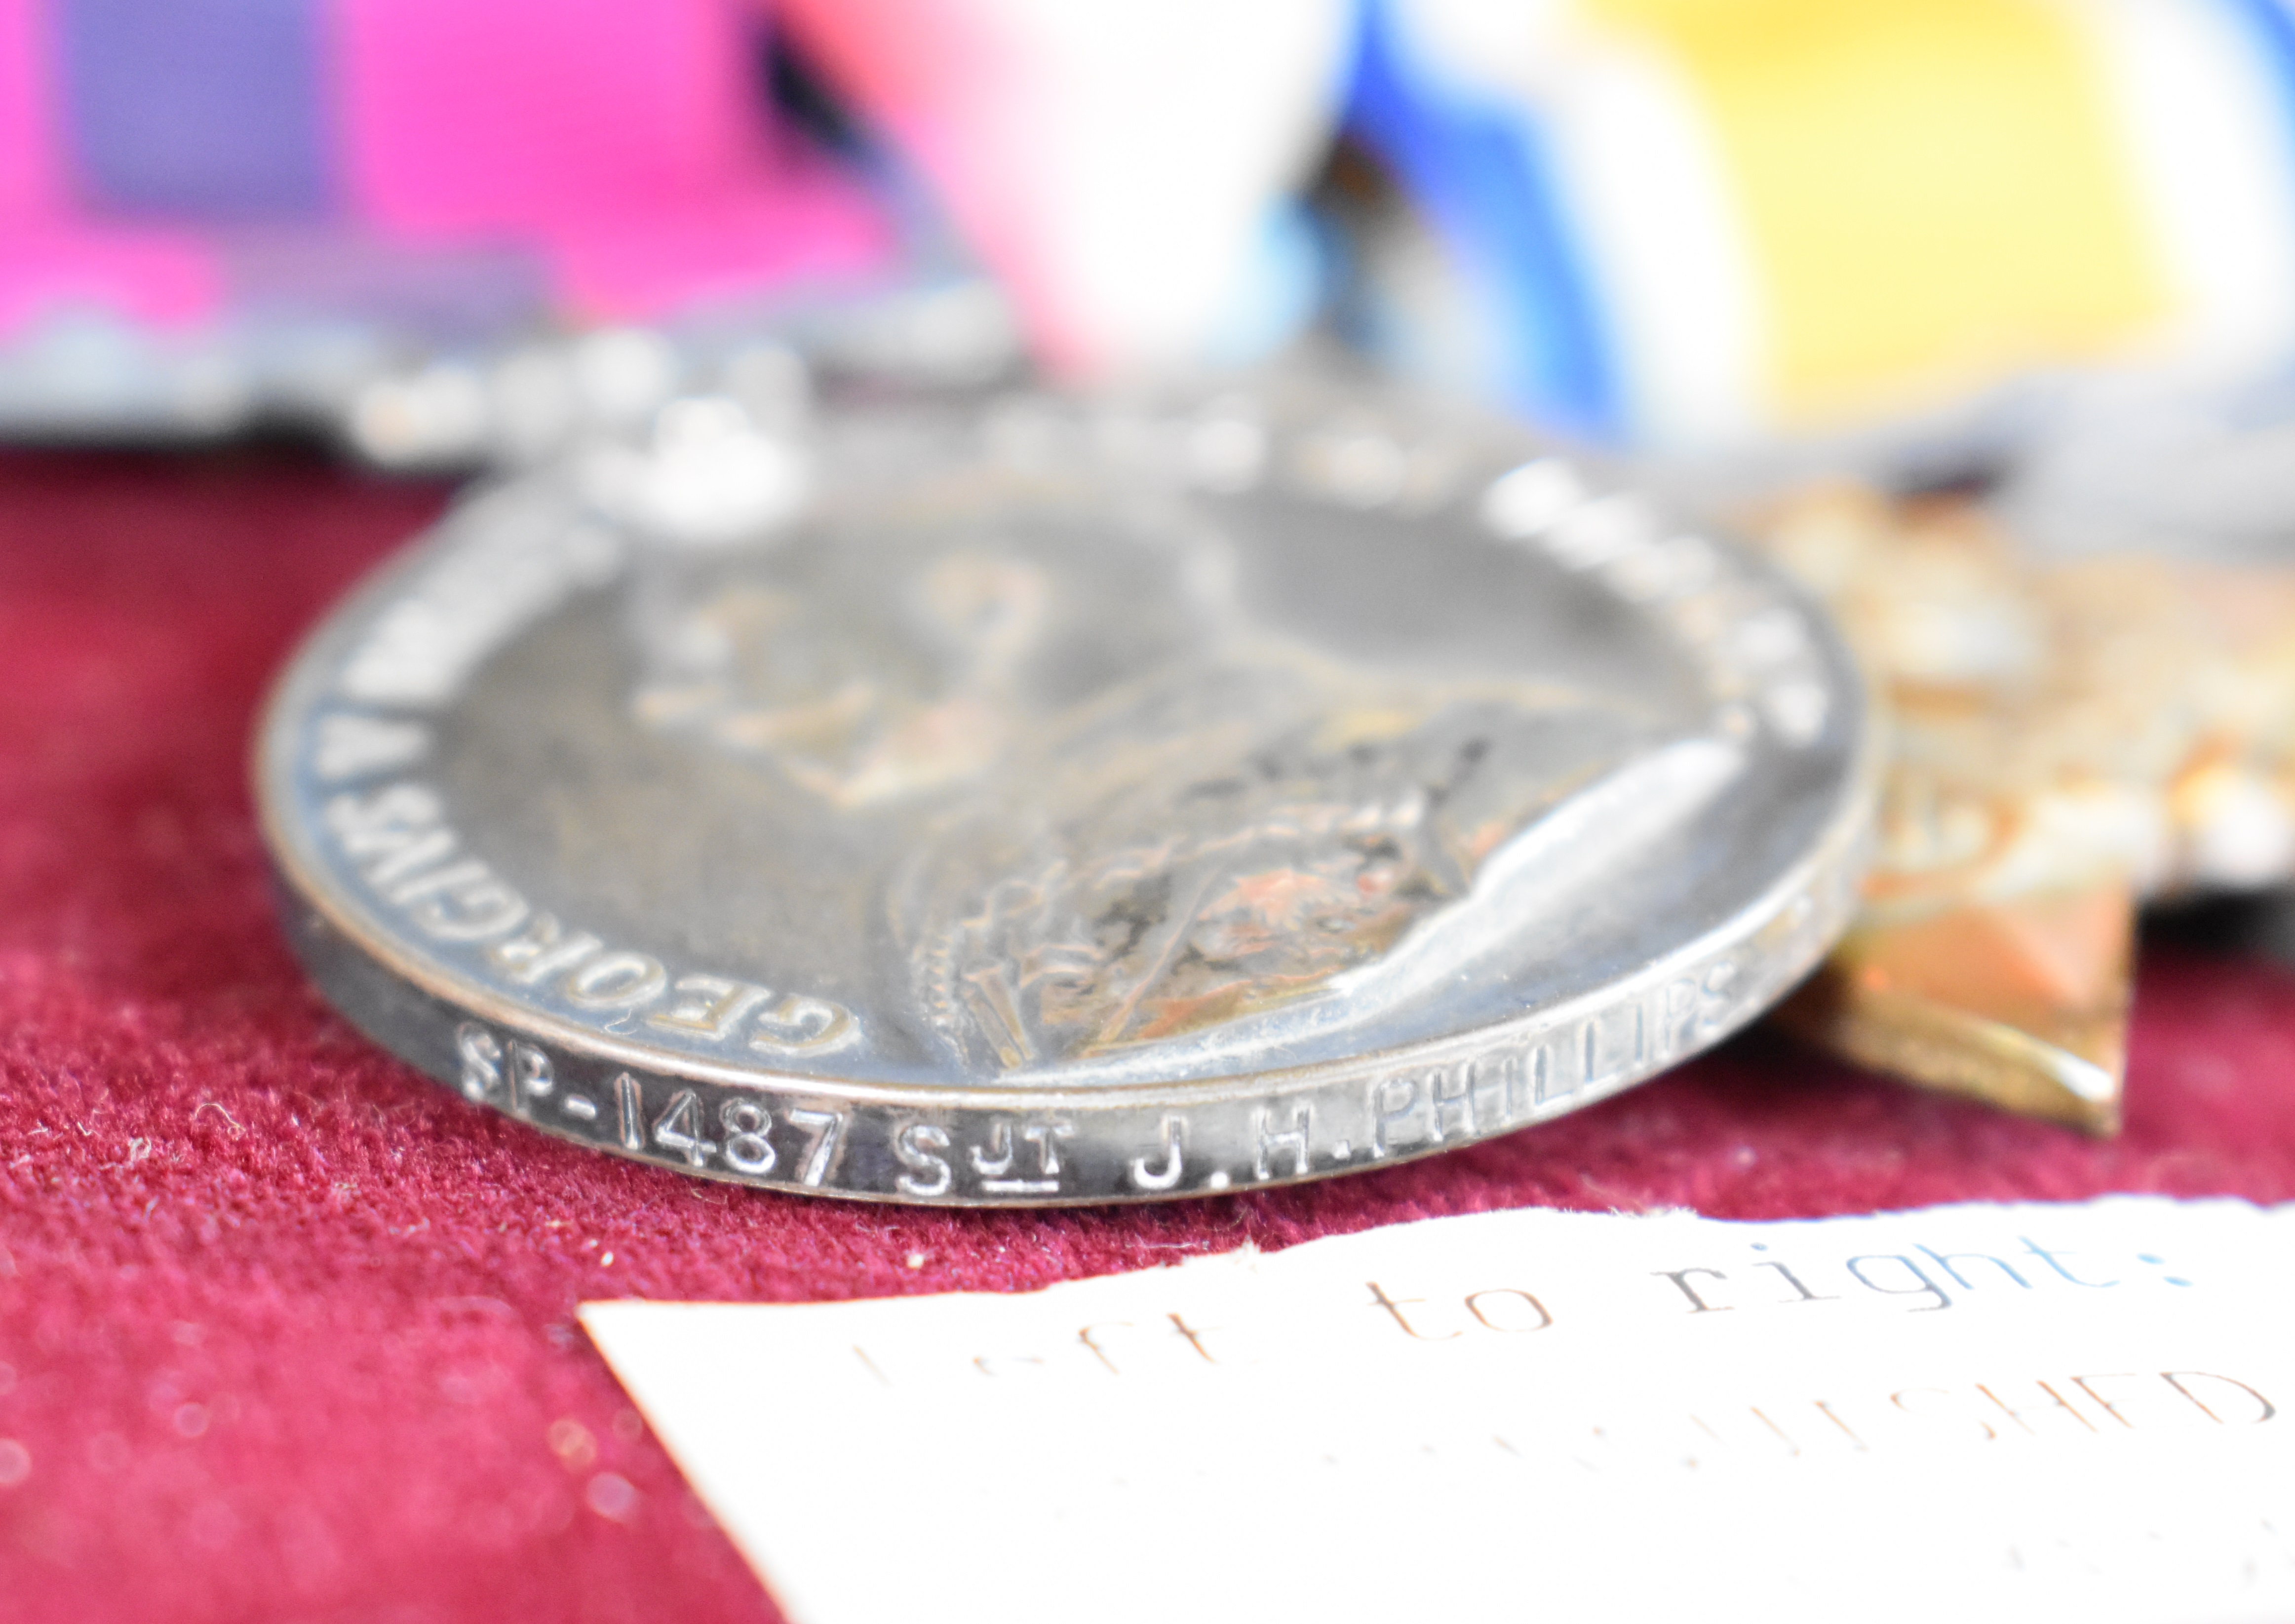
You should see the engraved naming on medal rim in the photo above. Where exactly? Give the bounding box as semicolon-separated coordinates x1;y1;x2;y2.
257;375;1876;1203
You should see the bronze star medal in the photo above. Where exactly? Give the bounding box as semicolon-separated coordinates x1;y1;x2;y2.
1742;482;2295;1132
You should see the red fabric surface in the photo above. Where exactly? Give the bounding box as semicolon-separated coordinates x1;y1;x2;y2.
3;447;2295;1623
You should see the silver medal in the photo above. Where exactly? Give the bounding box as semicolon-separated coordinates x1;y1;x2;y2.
258;375;1877;1203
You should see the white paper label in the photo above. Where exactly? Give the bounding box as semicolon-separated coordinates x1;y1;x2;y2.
583;1198;2295;1624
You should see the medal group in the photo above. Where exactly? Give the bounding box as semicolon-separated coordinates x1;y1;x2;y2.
19;9;2295;1622
2;0;2282;1198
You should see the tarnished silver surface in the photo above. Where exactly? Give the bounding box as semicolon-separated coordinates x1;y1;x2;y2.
257;375;1878;1203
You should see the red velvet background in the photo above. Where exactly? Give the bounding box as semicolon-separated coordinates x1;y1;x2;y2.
3;447;2295;1623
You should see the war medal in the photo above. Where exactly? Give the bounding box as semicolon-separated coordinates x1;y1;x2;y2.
259;377;1876;1202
